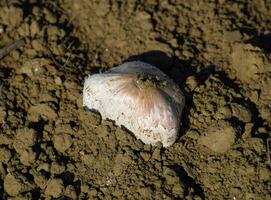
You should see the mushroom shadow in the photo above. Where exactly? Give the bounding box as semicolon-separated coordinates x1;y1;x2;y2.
240;27;271;53
246;32;271;53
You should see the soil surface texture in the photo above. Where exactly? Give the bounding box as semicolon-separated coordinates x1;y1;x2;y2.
0;0;271;199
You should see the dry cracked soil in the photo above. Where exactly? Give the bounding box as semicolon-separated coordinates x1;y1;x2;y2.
0;0;271;199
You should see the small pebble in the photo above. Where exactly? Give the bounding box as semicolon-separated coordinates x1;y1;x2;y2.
54;77;62;85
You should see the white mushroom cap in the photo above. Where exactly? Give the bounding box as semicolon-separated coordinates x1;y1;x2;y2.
83;61;185;147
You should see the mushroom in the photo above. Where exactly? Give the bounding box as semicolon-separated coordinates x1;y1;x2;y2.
83;61;185;147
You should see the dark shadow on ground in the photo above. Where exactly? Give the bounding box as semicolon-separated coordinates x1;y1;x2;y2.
170;164;205;199
240;27;271;53
247;32;271;53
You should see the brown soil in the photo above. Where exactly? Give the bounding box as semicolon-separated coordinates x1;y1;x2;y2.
0;0;271;199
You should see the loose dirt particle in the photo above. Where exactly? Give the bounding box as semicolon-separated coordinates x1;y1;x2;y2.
33;173;47;189
44;8;57;24
17;58;49;77
151;148;161;160
19;149;36;166
15;128;36;147
50;161;66;174
64;185;77;199
4;174;23;196
230;44;267;83
0;106;5;122
53;133;73;153
140;152;151;161
0;134;12;145
27;103;57;121
37;163;50;172
30;20;40;36
231;103;252;123
186;75;198;90
0;147;12;163
137;187;153;199
163;167;180;185
0;7;23;27
45;178;64;198
198;121;236;153
13;128;37;154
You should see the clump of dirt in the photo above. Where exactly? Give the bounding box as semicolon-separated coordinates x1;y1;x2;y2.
0;0;270;199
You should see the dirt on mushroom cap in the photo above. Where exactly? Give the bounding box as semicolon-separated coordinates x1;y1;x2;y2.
0;0;271;199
